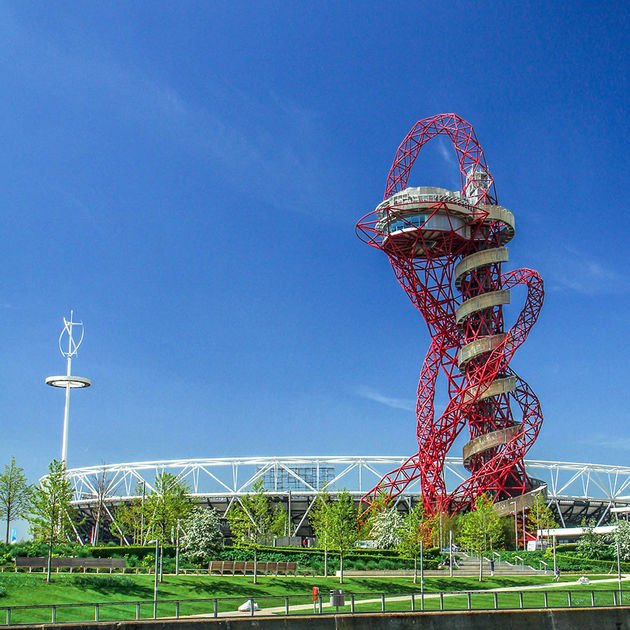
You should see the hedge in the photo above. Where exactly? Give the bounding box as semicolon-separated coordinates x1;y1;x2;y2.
0;542;443;572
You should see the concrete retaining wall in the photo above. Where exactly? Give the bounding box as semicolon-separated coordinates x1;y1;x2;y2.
14;607;630;630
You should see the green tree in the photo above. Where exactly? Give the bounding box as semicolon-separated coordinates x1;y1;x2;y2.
144;473;192;545
427;510;457;549
110;486;144;544
226;479;285;583
457;494;503;581
526;493;557;542
310;491;332;577
327;491;359;584
577;518;610;559
0;456;32;544
28;459;75;582
396;502;428;583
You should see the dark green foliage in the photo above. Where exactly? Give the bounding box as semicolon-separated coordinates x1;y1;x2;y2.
0;540;83;562
555;543;578;553
0;585;6;598
1;540;442;572
70;575;135;588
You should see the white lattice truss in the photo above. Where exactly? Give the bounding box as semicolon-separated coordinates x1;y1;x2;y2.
67;455;630;538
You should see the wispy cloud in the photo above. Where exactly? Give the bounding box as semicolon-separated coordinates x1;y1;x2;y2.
586;435;630;451
436;137;457;168
545;246;627;296
0;9;340;219
356;386;415;412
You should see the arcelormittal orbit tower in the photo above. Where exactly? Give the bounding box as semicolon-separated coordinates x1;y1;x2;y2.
356;114;544;516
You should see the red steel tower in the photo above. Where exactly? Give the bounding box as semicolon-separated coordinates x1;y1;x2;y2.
356;114;544;516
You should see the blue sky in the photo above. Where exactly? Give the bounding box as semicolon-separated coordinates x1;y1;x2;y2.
0;1;629;488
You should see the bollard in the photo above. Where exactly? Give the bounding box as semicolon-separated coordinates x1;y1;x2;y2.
213;600;218;618
318;596;323;614
52;606;56;624
175;601;180;619
591;591;595;607
439;592;444;611
493;592;498;609
285;597;289;616
381;594;385;612
544;592;548;608
249;599;254;617
411;593;415;612
613;591;618;607
519;592;523;609
351;594;355;614
568;591;572;607
95;604;99;622
467;592;471;610
136;603;141;620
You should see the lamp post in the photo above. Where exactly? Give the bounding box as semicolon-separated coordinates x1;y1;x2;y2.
148;539;159;619
420;539;424;609
512;501;518;550
616;537;622;597
175;520;180;577
45;311;91;465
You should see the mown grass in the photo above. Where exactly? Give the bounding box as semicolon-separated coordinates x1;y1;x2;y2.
0;573;618;624
313;580;630;615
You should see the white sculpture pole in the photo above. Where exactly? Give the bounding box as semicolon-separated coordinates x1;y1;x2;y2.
46;311;91;465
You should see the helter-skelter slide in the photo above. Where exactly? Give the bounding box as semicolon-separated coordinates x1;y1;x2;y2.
356;114;544;517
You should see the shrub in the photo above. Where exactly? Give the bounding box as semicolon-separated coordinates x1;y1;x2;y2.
0;585;6;598
70;575;135;588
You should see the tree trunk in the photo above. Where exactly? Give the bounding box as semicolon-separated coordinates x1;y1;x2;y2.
5;511;9;545
253;547;258;585
478;552;483;582
414;556;417;584
339;551;343;584
324;549;328;577
46;537;53;583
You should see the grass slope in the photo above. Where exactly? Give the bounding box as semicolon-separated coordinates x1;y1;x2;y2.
0;573;610;624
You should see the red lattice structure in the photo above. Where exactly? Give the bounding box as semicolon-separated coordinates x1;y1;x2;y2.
356;114;544;517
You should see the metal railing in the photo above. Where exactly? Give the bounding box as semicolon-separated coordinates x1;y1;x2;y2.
0;589;629;625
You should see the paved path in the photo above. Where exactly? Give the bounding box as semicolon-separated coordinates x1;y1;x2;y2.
207;575;630;618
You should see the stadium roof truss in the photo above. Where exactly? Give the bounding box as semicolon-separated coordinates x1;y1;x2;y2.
67;456;630;534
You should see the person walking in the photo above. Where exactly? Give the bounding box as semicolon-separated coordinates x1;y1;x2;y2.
490;559;495;576
554;567;560;581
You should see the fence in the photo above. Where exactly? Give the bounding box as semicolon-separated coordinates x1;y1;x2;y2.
1;589;630;625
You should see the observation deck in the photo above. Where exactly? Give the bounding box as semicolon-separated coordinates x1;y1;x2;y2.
370;186;514;258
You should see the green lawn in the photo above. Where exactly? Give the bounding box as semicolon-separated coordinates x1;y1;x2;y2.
0;573;619;625
328;581;630;615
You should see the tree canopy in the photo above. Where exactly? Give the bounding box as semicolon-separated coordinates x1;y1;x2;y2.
181;508;224;563
0;456;32;544
144;472;192;544
28;459;76;581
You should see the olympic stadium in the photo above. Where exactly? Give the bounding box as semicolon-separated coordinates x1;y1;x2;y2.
68;456;630;544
